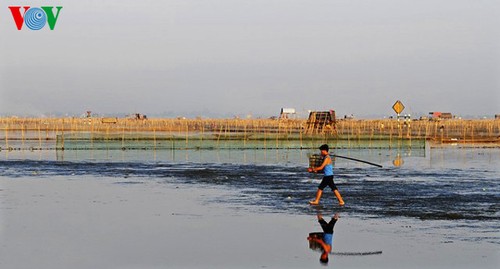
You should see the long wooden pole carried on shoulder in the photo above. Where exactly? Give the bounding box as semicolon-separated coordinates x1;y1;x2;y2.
331;154;383;168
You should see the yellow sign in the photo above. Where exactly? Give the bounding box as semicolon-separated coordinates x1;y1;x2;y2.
392;100;405;114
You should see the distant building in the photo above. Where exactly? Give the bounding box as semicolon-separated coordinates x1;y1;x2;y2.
344;114;355;120
128;113;147;120
279;108;296;119
429;112;453;120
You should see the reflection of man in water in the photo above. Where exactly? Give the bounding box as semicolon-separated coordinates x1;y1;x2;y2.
307;213;339;264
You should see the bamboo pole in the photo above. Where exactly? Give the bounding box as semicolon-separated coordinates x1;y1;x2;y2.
153;127;156;150
4;124;9;150
61;119;65;150
36;122;41;149
185;121;189;148
470;122;474;144
243;122;247;148
90;118;94;150
122;125;125;149
389;121;393;149
21;123;25;149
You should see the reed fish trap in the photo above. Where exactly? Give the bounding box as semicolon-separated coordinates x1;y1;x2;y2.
308;154;323;168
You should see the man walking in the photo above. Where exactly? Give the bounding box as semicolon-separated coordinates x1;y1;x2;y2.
308;144;345;206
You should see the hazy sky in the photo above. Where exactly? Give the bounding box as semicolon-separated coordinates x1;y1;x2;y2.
0;0;498;118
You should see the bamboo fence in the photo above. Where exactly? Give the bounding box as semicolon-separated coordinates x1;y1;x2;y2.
0;117;498;150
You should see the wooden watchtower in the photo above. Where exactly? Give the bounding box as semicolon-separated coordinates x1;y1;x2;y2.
305;110;337;134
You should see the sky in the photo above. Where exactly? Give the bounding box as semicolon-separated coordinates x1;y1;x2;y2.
0;0;499;118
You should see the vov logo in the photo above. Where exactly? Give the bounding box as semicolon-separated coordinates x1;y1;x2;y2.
9;6;63;30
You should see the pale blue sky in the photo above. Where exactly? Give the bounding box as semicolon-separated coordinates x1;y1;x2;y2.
0;0;498;118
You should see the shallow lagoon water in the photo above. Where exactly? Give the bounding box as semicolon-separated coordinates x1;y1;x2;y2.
0;147;499;268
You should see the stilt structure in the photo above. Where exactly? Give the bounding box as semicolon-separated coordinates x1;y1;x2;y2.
305;110;337;135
